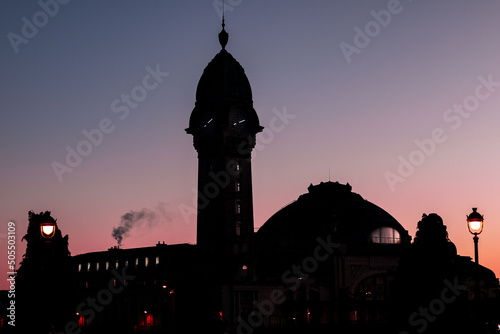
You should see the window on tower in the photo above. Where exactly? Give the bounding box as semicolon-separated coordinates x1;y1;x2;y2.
236;182;241;192
236;161;240;171
236;221;241;236
236;202;241;214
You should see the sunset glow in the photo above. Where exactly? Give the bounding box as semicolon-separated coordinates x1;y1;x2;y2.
1;1;499;291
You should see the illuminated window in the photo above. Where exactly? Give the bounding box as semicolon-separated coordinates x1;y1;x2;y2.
135;258;139;267
236;202;241;214
236;162;240;171
106;261;109;270
125;260;129;268
96;262;100;271
87;263;91;271
78;264;82;272
85;281;88;289
236;221;241;236
370;227;401;244
156;256;160;265
236;182;241;192
145;257;149;267
115;260;119;269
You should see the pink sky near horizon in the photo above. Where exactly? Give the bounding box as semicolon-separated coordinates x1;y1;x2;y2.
1;1;500;290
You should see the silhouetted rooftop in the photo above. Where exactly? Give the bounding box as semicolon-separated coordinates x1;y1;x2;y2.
257;181;411;250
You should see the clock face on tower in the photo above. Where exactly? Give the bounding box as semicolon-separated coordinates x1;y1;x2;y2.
229;109;248;134
200;113;215;135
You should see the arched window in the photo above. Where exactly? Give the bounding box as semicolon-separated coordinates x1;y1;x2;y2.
370;227;401;244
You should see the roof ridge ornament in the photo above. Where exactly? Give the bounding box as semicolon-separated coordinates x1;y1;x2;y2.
218;8;228;49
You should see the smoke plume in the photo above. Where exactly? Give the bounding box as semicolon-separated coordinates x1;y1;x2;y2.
112;208;158;246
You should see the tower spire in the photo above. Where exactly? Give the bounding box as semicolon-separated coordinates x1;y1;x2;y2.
218;4;228;49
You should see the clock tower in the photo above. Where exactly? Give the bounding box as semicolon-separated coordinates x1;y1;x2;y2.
186;22;262;282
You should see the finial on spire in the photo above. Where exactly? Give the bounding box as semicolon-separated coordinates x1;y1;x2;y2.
218;5;228;49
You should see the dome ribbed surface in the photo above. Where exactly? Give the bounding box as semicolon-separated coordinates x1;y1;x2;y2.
195;49;252;103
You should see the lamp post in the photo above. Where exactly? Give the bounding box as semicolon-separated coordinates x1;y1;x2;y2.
467;207;483;302
40;221;57;238
467;207;483;264
170;289;175;334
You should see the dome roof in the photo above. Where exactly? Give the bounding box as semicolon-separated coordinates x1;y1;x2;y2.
256;181;411;252
195;49;253;103
186;26;262;143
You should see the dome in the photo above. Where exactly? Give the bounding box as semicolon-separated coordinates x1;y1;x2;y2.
256;181;411;253
186;26;262;144
195;49;253;103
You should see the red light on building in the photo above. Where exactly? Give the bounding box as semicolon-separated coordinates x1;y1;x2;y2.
77;314;87;327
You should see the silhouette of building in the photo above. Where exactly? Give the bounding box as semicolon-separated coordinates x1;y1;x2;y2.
255;181;412;329
71;243;207;333
5;21;499;334
58;22;500;334
184;21;263;323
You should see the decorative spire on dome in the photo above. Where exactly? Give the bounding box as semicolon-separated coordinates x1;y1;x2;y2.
218;14;228;49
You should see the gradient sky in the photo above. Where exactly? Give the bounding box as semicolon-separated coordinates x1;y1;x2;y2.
1;1;499;290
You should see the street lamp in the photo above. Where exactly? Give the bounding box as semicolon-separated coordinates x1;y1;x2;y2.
467;207;483;264
467;207;484;302
40;221;56;238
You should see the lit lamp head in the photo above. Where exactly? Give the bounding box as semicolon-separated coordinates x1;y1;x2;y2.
467;207;483;235
40;221;56;238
